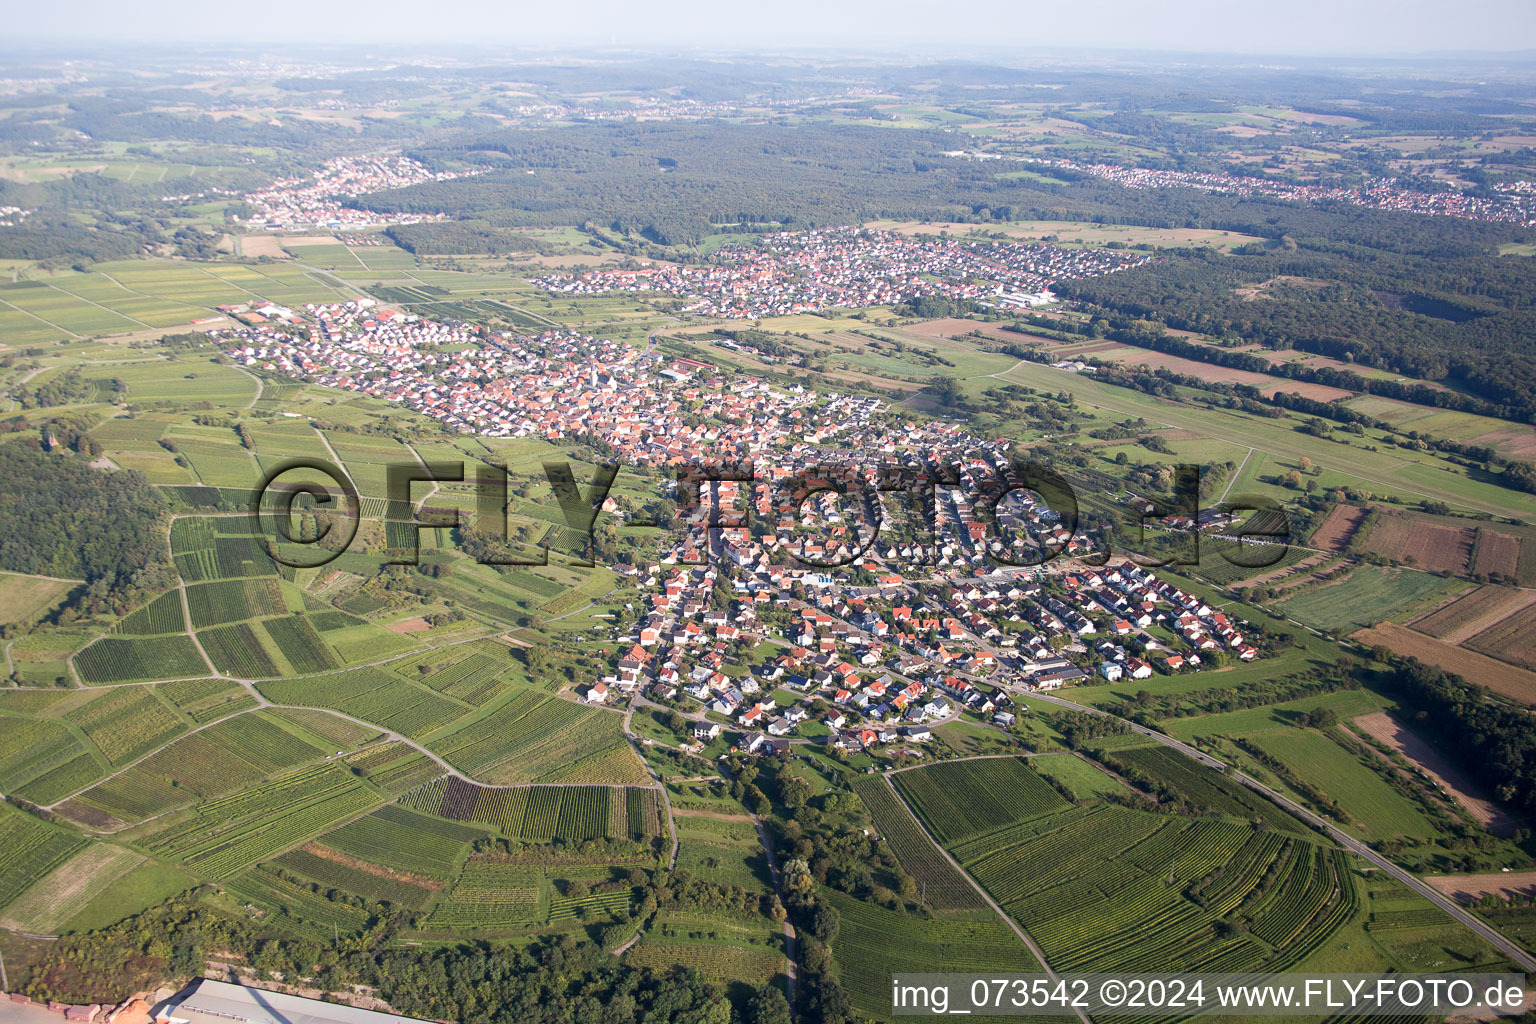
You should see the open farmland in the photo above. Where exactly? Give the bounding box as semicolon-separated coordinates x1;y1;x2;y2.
1246;727;1438;839
1463;602;1536;672
0;803;85;913
0;572;76;627
1355;510;1476;574
0;844;146;934
1409;585;1536;643
1352;622;1536;703
1310;504;1370;552
1274;565;1461;634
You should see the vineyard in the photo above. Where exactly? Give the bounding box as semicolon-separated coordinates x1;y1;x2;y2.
850;776;986;912
258;668;472;739
417;651;514;705
65;687;187;765
428;860;544;927
262;616;340;674
823;889;1041;1022
891;757;1069;845
274;846;438;910
400;778;662;844
319;805;483;877
71;711;334;824
1104;746;1312;833
114;591;186;635
0;803;85;911
159;678;257;724
949;804;1357;974
141;761;379;878
223;864;372;938
0;714;90;794
185;579;286;628
199;623;279;678
74;634;207;683
625;937;784;984
425;690;636;782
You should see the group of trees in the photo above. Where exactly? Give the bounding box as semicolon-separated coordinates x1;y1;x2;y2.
0;441;167;603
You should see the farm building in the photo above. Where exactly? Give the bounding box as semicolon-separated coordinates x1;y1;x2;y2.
154;980;433;1024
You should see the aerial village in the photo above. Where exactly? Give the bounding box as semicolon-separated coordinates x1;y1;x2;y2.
948;153;1536;226
221;283;1271;761
531;226;1152;317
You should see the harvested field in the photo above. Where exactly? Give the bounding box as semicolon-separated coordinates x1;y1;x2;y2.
1473;528;1523;580
1464;603;1536;673
1237;551;1328;588
278;234;341;247
1410;585;1536;644
1424;871;1536;904
1258;381;1356;402
1311;504;1368;552
901;318;1018;342
1352;622;1536;704
1093;348;1282;388
1359;511;1474;574
1469;427;1536;462
239;236;288;259
387;617;431;634
1351;711;1520;835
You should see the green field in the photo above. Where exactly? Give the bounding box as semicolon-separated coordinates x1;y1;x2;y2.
1274;565;1462;633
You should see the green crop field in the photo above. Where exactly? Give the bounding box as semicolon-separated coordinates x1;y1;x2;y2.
1031;753;1128;801
891;757;1069;845
1275;566;1463;634
1246;729;1440;839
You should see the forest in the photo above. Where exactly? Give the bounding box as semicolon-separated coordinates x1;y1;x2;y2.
0;442;167;591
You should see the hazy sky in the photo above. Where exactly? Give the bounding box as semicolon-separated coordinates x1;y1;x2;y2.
6;0;1536;56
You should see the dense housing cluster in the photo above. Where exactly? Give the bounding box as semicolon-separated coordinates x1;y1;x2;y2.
532;227;1151;317
239;156;483;231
